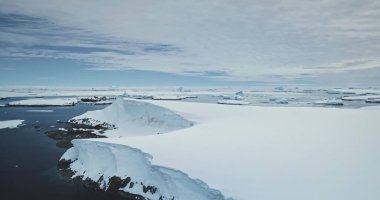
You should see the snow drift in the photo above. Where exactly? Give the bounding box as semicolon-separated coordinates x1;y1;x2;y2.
70;98;193;137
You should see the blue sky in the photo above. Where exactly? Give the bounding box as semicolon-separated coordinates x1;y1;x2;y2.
1;0;380;87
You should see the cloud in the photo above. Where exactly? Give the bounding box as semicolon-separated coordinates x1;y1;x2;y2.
0;0;380;85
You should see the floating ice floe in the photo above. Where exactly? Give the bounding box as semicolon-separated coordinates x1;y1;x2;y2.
235;91;244;96
152;95;197;100
330;88;380;95
219;94;244;100
26;110;54;113
274;86;284;91
217;99;249;105
314;98;344;106
365;98;380;103
341;94;380;101
269;98;288;104
7;98;80;106
275;98;288;104
326;90;341;94
0;120;24;129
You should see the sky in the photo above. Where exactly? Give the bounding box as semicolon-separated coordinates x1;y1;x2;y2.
0;0;380;87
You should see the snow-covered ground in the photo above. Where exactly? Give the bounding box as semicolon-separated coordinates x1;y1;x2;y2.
62;99;380;200
7;98;80;106
0;120;24;129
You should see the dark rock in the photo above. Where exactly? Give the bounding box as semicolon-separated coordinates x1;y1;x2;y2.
57;159;73;170
45;123;106;149
143;185;157;194
56;140;73;149
81;96;108;103
107;176;124;193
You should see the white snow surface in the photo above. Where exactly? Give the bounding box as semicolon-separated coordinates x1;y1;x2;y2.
8;98;79;106
71;98;193;137
69;100;380;200
0;120;24;129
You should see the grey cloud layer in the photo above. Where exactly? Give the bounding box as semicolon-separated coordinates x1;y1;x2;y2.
1;0;379;85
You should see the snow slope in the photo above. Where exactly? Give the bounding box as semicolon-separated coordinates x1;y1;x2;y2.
70;98;193;137
0;120;24;129
63;100;380;200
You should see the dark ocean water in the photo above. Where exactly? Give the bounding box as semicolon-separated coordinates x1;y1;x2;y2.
0;104;126;200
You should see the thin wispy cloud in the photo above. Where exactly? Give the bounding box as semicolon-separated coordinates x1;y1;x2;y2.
0;0;380;85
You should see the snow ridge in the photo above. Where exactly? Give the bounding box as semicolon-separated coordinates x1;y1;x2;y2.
61;140;226;200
